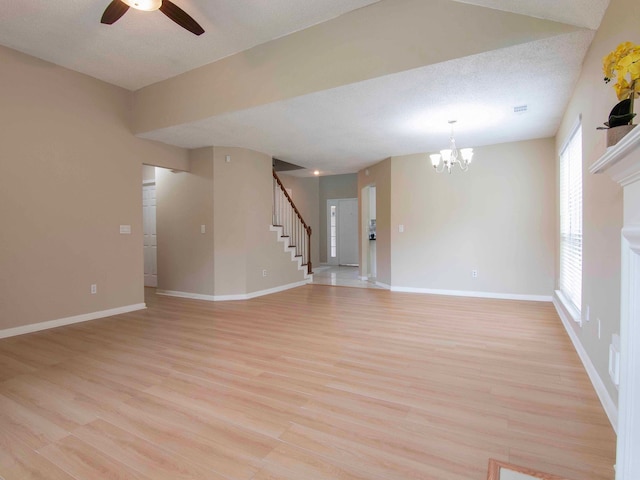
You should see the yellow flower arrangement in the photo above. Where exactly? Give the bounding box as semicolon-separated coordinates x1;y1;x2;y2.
603;41;640;100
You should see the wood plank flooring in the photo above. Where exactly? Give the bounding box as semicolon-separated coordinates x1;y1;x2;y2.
0;286;616;480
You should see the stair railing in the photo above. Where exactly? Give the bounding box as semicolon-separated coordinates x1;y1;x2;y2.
272;170;312;275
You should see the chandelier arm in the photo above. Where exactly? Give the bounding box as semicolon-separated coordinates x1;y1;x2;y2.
430;120;473;174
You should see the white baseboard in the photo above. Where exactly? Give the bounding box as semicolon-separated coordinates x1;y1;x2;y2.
156;290;218;301
0;303;147;339
157;280;310;302
375;281;391;289
390;286;552;302
553;294;618;433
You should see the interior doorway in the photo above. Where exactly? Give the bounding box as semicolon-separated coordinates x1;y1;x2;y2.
142;166;157;287
360;185;377;280
327;198;358;266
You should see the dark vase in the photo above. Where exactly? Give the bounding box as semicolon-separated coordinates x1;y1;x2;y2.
607;98;636;128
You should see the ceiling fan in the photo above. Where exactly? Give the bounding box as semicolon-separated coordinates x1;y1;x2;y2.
101;0;205;36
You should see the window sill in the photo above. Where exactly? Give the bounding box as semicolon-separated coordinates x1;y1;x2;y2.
555;290;582;326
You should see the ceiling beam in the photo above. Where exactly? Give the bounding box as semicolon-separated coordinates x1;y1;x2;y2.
133;0;581;136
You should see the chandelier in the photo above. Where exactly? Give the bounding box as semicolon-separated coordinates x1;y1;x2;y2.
429;120;474;174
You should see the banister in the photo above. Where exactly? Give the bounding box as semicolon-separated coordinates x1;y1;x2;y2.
272;169;312;275
272;171;309;228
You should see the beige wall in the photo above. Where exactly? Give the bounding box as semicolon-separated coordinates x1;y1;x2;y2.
278;173;358;268
212;148;249;295
319;174;358;264
156;148;215;296
390;140;556;296
626;181;640;226
278;174;320;269
142;165;156;183
133;0;579;134
213;147;305;296
152;147;306;299
0;46;188;331
554;0;640;404
358;160;392;286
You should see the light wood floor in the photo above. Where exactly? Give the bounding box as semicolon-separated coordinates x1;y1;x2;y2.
0;286;616;480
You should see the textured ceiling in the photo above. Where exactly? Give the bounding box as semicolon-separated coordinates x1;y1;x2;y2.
0;0;380;90
0;0;611;174
140;30;595;175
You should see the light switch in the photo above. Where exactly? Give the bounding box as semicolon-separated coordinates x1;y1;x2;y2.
120;225;131;234
398;224;404;233
200;224;206;234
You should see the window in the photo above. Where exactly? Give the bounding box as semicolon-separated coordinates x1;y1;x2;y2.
330;205;337;258
559;122;583;316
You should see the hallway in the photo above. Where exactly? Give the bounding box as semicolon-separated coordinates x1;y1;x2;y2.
311;265;383;289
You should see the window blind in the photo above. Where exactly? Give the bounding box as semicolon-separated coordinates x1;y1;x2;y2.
559;123;583;315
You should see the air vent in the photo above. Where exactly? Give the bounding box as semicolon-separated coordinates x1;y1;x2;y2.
513;105;528;114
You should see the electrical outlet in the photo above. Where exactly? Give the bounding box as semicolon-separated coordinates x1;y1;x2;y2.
471;269;478;278
91;284;97;294
585;305;590;322
262;269;268;277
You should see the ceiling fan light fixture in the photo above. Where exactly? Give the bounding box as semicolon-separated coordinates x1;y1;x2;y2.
121;0;162;11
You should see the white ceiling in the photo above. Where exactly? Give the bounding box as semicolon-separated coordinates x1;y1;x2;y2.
0;0;611;175
140;30;595;175
0;0;380;90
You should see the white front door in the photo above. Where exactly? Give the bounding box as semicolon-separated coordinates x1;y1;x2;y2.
142;184;157;287
327;198;359;266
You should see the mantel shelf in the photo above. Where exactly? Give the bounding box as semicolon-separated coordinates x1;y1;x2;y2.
589;126;640;186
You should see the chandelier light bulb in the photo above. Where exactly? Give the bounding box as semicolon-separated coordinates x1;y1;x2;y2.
430;120;474;174
461;148;474;163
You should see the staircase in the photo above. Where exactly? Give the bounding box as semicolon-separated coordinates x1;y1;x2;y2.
272;170;313;277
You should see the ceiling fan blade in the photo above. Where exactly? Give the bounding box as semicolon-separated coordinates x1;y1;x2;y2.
101;0;129;24
159;0;205;36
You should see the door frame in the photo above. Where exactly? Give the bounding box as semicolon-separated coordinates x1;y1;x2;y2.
326;198;358;266
142;179;158;288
